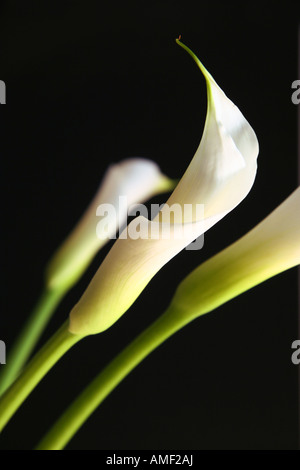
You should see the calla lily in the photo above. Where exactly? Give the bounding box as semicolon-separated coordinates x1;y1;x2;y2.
171;186;300;317
34;188;300;451
45;158;174;291
68;40;259;336
2;189;298;440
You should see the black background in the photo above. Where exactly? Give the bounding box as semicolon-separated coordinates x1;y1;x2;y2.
0;1;299;450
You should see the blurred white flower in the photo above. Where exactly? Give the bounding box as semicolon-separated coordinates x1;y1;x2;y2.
46;158;174;291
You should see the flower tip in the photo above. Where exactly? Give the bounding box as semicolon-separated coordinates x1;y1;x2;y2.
156;175;178;194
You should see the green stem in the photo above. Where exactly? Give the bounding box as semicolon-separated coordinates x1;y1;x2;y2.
36;305;191;450
0;287;65;397
0;321;83;432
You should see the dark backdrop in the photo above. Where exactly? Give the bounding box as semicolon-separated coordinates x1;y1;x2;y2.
0;1;299;450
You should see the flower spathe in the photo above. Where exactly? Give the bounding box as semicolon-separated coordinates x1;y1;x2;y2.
68;41;259;336
171;186;300;317
159;40;259;223
45;158;174;291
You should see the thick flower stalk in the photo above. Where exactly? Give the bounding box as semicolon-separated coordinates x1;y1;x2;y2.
69;39;259;336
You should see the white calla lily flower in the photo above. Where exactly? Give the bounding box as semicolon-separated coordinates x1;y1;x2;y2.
159;40;258;223
46;158;174;291
69;40;259;336
171;186;300;316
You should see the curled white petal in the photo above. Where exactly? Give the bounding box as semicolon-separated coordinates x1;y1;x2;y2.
69;43;259;336
159;40;258;223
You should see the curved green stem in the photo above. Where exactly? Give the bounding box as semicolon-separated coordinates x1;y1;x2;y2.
36;306;191;450
0;287;65;397
0;321;83;432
